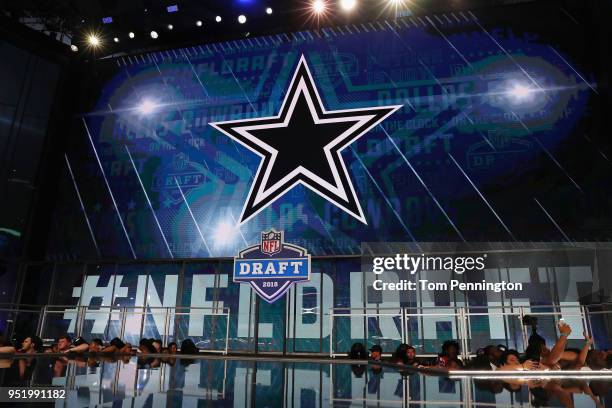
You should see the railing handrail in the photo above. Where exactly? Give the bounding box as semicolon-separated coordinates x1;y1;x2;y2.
329;302;612;311
0;307;43;313
9;302;609;310
36;305;231;311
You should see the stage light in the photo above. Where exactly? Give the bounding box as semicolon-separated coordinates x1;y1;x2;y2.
312;0;326;14
113;37;119;43
307;0;330;24
70;44;78;52
510;84;532;99
238;15;247;24
383;0;409;16
150;31;158;39
215;16;222;22
506;83;536;104
138;99;157;115
87;34;101;47
340;0;357;11
167;4;178;13
266;7;273;14
196;20;203;27
102;16;113;24
167;24;174;30
80;30;105;51
128;31;135;39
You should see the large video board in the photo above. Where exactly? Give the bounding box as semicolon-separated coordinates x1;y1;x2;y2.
47;4;607;260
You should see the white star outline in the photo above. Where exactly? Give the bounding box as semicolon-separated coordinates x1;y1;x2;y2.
210;54;403;225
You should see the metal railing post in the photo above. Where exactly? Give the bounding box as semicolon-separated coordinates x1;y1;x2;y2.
329;308;334;358
73;306;80;338
519;306;527;350
459;307;469;361
465;306;472;354
163;307;171;346
159;356;165;392
37;306;47;338
401;307;406;345
119;307;127;340
402;307;407;345
76;305;86;337
580;305;592;347
139;305;146;341
225;308;230;355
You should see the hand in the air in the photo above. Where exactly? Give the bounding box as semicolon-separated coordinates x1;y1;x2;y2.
558;321;572;336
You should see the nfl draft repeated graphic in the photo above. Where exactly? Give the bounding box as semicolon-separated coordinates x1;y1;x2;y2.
233;230;311;303
210;55;402;225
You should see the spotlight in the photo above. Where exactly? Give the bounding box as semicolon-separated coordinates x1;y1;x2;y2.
340;0;357;11
266;7;273;14
507;83;535;104
70;44;78;52
238;15;247;24
138;99;156;115
510;84;532;99
312;0;326;14
167;24;173;30
87;34;101;47
150;31;158;39
113;37;119;43
128;32;135;39
196;20;203;27
384;0;409;15
215;15;222;22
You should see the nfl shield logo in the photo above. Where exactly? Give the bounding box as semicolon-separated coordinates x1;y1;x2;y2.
234;230;311;303
261;230;282;256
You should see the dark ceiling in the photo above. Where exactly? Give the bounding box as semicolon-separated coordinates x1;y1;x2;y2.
1;0;556;58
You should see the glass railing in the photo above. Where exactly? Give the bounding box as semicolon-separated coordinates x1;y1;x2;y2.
0;303;609;356
328;304;612;357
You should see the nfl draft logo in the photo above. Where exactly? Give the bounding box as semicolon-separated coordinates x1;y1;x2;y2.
234;230;311;303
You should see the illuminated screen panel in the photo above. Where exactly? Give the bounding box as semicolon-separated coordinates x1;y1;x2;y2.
48;4;609;260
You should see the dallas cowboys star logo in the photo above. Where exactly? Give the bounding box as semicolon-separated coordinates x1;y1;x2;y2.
210;55;402;225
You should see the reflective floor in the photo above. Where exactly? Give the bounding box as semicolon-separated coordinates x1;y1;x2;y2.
0;356;611;407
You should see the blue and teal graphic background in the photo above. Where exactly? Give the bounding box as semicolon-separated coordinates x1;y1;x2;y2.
48;8;610;260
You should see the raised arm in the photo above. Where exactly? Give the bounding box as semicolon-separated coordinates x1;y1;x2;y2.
574;333;593;369
542;321;571;366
